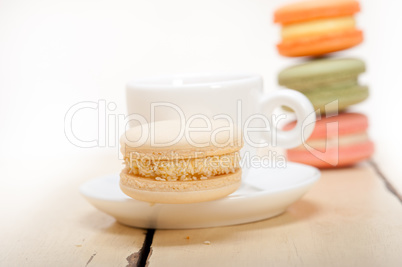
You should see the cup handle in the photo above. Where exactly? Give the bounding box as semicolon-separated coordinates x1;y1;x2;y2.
260;89;316;148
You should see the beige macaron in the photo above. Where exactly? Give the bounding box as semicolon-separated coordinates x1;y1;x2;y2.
120;120;243;204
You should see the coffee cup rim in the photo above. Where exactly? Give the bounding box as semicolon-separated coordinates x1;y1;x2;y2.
127;72;262;90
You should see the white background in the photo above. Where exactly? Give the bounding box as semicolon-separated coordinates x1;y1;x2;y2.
0;0;400;177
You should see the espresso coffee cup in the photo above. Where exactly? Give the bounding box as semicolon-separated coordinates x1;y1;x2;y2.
126;73;315;151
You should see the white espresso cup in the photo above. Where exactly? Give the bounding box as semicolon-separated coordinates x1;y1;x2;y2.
126;73;315;175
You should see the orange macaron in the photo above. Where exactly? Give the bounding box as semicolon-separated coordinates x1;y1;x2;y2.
274;0;363;57
284;112;374;168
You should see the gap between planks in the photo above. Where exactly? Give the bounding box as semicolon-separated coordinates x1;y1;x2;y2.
135;229;155;267
368;160;402;203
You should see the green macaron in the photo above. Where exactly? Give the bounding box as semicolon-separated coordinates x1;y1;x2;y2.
278;58;369;114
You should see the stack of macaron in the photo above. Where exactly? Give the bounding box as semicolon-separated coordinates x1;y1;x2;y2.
274;0;374;168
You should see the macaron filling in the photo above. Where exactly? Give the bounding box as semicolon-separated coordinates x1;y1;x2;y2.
292;132;369;151
124;152;240;181
281;16;356;41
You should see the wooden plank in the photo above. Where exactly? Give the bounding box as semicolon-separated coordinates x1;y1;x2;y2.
371;139;402;199
149;163;402;267
0;152;146;267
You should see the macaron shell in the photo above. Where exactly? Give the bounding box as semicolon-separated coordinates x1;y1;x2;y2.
277;29;363;57
284;112;369;139
274;0;360;25
278;58;365;88
120;168;242;204
306;85;369;114
282;85;368;114
285;78;358;92
286;140;374;168
121;119;243;159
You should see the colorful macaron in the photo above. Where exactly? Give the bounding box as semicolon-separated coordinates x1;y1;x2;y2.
278;57;368;114
274;0;363;57
285;112;374;168
120;120;243;204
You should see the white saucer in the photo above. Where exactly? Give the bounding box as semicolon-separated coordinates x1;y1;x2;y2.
80;162;320;229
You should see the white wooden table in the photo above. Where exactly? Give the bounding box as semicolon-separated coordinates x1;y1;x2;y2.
1;151;401;267
1;0;402;266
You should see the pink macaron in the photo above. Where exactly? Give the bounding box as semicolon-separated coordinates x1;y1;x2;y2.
284;112;374;168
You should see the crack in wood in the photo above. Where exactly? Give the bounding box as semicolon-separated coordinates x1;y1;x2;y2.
369;160;402;202
85;252;97;266
126;252;140;267
126;229;155;267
